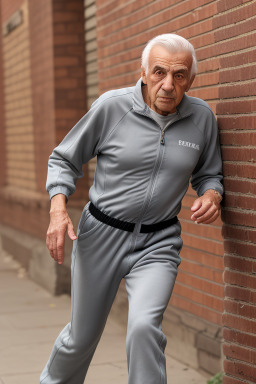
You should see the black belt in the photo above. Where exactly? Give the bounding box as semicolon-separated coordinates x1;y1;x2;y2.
89;202;178;233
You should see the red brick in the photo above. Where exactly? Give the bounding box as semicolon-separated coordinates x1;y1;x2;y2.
54;34;81;46
224;299;256;320
54;57;80;67
220;131;256;146
223;328;256;349
64;1;85;11
53;11;80;22
214;1;256;28
55;108;82;119
171;294;222;325
223;193;256;210
217;0;250;13
223;375;249;384
217;99;256;115
222;209;255;227
223;163;256;179
99;61;139;80
222;147;256;163
220;48;256;69
215;17;256;42
220;80;256;99
197;33;256;61
177;270;224;297
180;259;224;285
224;285;255;304
179;18;215;40
175;281;223;312
223;178;256;195
55;78;79;89
223;342;256;365
223;225;256;244
219;64;256;84
224;270;256;290
224;255;253;273
217;116;256;130
197;57;220;74
98;0;215;40
97;0;150;18
180;246;224;270
223;313;256;334
223;358;256;383
182;232;224;256
189;86;219;101
224;240;256;259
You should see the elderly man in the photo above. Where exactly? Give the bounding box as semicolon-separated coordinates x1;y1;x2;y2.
40;34;223;383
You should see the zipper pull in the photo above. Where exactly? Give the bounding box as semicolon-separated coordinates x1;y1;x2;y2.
160;130;165;145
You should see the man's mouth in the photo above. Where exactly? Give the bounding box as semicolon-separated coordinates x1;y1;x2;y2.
158;96;175;101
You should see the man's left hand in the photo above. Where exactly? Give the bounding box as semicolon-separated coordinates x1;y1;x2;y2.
190;189;221;224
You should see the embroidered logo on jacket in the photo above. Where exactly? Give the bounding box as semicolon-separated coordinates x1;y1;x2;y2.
178;140;200;151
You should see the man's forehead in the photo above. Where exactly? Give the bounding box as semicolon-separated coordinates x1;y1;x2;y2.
148;45;193;69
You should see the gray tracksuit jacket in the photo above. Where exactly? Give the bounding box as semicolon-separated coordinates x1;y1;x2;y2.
46;78;223;224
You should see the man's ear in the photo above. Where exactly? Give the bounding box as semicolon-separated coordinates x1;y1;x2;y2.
141;66;147;84
186;74;195;92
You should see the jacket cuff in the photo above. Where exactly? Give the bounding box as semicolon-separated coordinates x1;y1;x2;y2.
198;182;224;197
48;185;70;202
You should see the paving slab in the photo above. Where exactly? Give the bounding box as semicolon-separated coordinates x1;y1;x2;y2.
0;249;208;384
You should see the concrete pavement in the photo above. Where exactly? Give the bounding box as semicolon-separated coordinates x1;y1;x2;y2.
0;247;209;384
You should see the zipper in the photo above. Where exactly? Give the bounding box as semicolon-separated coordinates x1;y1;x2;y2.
129;110;168;250
160;129;165;145
129;137;165;251
160;110;182;145
129;107;190;250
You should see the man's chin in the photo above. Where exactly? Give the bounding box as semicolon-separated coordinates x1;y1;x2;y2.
155;102;176;115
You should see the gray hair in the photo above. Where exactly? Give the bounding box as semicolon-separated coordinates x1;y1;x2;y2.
141;34;197;78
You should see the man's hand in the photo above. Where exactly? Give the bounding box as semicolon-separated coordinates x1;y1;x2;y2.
46;194;77;265
191;189;221;224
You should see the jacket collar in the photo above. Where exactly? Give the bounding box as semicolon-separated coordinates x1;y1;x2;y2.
132;77;194;120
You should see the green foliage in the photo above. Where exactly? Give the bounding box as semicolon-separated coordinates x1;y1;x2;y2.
207;372;223;384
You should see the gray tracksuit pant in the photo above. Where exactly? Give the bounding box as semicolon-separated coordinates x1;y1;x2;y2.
40;202;182;384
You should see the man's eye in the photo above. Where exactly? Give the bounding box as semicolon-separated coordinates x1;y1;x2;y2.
175;74;184;79
155;70;164;75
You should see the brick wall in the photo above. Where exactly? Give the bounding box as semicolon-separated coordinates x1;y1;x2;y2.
2;0;37;191
53;0;88;202
28;0;55;194
0;0;53;240
0;0;89;294
215;1;256;383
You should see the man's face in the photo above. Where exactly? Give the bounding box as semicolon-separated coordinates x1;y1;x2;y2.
141;45;195;116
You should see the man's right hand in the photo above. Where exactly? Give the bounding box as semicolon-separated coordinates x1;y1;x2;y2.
46;194;77;265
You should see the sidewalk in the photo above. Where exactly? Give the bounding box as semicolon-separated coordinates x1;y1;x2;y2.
0;249;208;384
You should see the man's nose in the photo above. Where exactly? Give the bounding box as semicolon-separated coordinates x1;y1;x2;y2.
161;74;174;92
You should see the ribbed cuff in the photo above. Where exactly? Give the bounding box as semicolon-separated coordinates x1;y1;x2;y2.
48;185;70;202
198;182;224;197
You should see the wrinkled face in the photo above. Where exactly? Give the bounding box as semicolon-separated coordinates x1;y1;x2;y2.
141;45;195;115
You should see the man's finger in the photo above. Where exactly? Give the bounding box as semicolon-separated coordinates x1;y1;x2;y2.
191;201;212;220
191;198;202;212
195;205;218;223
199;210;220;224
67;222;77;240
49;236;58;262
56;233;65;264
